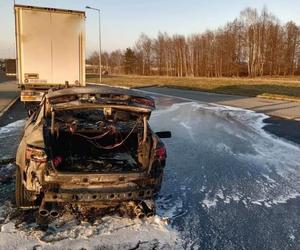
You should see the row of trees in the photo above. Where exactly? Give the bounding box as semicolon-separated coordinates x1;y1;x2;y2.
87;7;300;77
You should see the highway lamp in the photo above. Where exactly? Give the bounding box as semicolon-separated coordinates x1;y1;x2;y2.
85;6;102;83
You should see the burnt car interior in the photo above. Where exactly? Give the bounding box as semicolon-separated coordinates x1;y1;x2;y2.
46;107;149;173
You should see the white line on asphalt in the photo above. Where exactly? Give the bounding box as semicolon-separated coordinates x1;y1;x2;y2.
0;96;19;118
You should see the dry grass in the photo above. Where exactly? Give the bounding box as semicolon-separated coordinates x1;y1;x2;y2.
87;75;300;101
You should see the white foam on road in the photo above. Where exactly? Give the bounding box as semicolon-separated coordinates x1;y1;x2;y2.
0;207;182;250
202;192;218;209
0;119;25;139
150;101;300;209
0;119;26;159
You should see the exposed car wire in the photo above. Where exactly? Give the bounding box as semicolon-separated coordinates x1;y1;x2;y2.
74;120;139;150
73;129;111;140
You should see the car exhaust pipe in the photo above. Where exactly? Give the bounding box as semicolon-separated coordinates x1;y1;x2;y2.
133;200;155;218
49;202;60;218
39;208;49;217
141;200;155;217
49;208;59;218
125;200;155;218
146;211;154;217
133;205;145;219
39;199;50;217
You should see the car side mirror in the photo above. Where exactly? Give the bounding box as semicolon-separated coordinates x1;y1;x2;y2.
156;131;172;138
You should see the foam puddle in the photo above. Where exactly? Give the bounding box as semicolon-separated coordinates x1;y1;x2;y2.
0;204;182;250
0;119;25;159
0;119;25;139
150;101;300;209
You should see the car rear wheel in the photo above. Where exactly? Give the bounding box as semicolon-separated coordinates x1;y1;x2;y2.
15;166;34;208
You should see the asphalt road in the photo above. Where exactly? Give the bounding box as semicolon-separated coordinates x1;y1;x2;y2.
149;92;300;249
0;91;299;249
143;87;300;145
142;86;300;120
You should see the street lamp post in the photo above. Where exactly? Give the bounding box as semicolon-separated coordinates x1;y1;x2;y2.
86;6;102;84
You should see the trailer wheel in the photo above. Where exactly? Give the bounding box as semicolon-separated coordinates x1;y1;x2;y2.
15;166;34;208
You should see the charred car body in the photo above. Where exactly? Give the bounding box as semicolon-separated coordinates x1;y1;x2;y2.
16;86;171;219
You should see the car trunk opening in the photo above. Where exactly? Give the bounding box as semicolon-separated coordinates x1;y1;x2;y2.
45;107;153;173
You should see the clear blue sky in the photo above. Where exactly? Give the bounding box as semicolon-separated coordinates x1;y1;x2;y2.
1;0;300;58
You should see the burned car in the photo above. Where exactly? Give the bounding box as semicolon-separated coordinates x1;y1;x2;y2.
16;86;171;219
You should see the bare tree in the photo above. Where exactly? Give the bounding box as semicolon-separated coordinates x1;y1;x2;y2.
88;7;300;78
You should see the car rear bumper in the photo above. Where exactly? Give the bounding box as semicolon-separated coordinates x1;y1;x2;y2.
43;171;160;205
44;171;151;185
44;188;155;204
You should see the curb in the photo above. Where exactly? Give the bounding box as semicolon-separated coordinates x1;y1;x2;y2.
256;94;300;103
0;96;19;118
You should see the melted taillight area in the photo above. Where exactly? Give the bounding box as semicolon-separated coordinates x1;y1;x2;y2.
155;147;167;161
132;97;155;108
52;156;63;167
26;146;47;162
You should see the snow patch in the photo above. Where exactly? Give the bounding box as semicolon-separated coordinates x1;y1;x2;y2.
251;201;262;206
271;193;300;205
0;211;182;250
202;197;218;209
202;192;218;209
0;120;25;139
289;234;295;241
216;143;234;154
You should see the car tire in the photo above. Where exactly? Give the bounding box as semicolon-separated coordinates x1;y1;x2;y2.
15;166;34;208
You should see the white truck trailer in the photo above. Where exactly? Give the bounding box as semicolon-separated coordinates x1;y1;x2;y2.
14;5;86;103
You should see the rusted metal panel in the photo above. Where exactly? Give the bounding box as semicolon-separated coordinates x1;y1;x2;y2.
44;189;154;203
44;171;148;184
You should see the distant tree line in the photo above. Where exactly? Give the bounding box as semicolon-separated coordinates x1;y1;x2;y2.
87;7;300;77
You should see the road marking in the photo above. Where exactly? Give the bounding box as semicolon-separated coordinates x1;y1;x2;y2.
0;96;20;118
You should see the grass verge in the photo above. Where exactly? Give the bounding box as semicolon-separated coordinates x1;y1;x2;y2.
87;75;300;101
